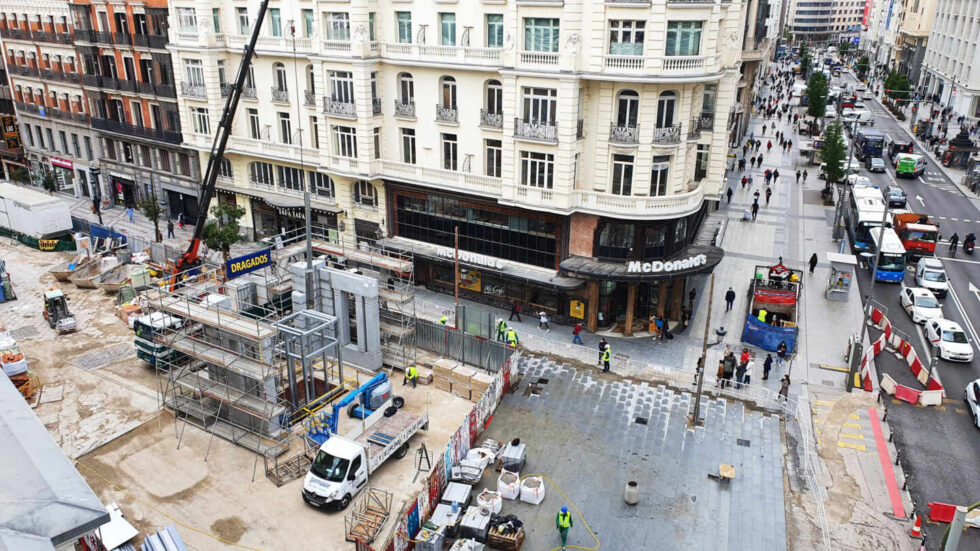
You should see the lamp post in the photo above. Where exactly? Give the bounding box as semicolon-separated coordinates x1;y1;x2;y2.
848;202;891;391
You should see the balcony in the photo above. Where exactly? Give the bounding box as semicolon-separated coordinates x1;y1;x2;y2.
376;159;502;198
667;0;716;4
605;0;652;4
221;83;234;98
380;43;503;67
321;40;352;55
604;55;645;71
435;105;458;123
323;98;356;118
574;183;705;218
114;33;131;45
698;112;714;131
251;35;313;53
54;33;72;44
652;124;681;145
137;81;155;94
372;97;381;115
91;117;182;144
687;118;701;140
0;28;27;40
181;82;206;99
609;122;639;144
271;88;289;103
480;109;503;129
95;31;114;44
242;87;257;99
602;54;719;76
514;118;557;143
74;29;95;42
394;101;415;119
304;90;316;107
227;135;319;165
519;51;559;67
118;79;137;93
12;65;39;77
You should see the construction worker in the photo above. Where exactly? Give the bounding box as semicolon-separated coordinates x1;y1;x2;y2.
403;365;419;388
439;315;449;326
505;328;519;347
757;308;768;323
495;318;507;342
556;506;573;550
602;345;611;373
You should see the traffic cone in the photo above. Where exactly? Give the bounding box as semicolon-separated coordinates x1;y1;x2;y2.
909;513;923;538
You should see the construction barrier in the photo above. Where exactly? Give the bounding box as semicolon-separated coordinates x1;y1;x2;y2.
928;502;959;523
865;306;945;405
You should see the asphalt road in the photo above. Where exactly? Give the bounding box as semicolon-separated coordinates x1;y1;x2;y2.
834;71;980;549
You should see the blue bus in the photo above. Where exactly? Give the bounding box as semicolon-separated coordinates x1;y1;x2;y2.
869;227;907;282
846;186;886;252
854;128;884;160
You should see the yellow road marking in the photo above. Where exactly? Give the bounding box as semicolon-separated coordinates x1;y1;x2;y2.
839;433;864;440
893;399;902;405
848;413;860;419
944;398;960;405
956;408;968;415
815;427;821;434
936;405;947;412
838;441;867;451
813;418;825;423
814;400;838;406
843;422;862;429
819;364;850;372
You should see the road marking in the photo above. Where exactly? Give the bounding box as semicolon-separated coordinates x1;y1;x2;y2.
843;422;863;429
814;400;838;406
813;418;825;423
848;413;860;419
838;441;868;451
956;408;968;414
819;364;850;373
936;405;947;411
943;398;960;404
868;406;906;518
840;432;865;440
947;280;980;354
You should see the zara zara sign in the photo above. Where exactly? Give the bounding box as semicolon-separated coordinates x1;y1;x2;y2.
627;254;708;274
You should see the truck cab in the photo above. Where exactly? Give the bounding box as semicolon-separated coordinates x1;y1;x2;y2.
303;438;368;510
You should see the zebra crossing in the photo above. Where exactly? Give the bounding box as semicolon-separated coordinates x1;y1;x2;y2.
919;170;963;194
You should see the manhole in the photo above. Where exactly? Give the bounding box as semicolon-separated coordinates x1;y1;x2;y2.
737;439;751;447
634;417;648;425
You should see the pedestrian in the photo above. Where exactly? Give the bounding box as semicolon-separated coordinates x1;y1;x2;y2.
758;153;764;166
787;139;793;150
506;328;519;347
496;318;508;342
597;338;608;366
166;219;175;239
779;375;791;402
765;171;772;184
762;124;767;135
773;169;780;181
765;187;772;205
572;321;583;345
763;354;773;380
725;286;736;311
748;175;754;187
688;288;696;309
795;170;801;184
741;175;748;189
556;506;573;550
403;364;419;388
177;212;184;230
735;357;747;389
602;344;611;373
126;206;134;223
776;340;788;366
751;202;759;221
743;357;754;387
738;158;746;171
767;140;773;152
753;190;761;204
722;351;736;388
656;315;667;342
538;311;551;331
509;300;522;322
808;253;818;274
802;169;808;183
750;155;757;168
726;187;734;203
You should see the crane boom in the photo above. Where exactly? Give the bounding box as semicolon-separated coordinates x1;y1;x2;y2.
173;0;271;278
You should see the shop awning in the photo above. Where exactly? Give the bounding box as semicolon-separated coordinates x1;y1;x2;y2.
216;185;343;214
560;244;724;282
379;236;585;291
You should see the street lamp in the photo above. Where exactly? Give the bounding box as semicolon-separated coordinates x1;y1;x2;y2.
848;201;892;391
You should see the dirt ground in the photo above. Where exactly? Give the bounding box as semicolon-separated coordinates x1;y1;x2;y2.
0;238;475;549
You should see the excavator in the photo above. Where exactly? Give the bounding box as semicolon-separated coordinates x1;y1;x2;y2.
167;0;271;289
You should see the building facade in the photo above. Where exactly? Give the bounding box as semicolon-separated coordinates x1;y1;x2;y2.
0;2;98;197
734;0;779;144
919;0;980;119
863;0;903;68
0;51;24;179
787;0;864;44
70;0;200;215
896;0;936;86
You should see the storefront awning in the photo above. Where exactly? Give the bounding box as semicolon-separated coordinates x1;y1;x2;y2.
560;244;725;282
379;236;585;291
217;185;342;214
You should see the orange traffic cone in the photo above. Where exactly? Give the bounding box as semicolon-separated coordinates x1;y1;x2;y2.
909;513;923;538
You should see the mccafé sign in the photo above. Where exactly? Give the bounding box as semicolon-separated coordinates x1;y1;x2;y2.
627;254;708;274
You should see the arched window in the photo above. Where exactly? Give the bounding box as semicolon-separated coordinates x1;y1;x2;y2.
656;91;676;128
439;76;456;109
249;161;274;185
218;158;233;178
305;64;315;94
397;72;414;104
616;90;639;127
485;79;502;115
273;62;287;92
354;180;377;207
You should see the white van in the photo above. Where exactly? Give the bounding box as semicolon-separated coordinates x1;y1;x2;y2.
915;257;949;298
842;109;873;125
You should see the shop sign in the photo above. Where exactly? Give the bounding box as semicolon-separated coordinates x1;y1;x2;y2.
50;157;73;169
458;269;482;292
435;246;506;270
569;300;585;319
627;254;708;274
225;248;272;279
484;283;506;296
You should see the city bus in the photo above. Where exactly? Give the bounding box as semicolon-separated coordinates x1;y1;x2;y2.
854;128;884;160
846;186;886;253
868;227;907;282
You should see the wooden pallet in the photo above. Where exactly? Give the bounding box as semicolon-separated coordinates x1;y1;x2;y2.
487;526;525;551
345;487;392;543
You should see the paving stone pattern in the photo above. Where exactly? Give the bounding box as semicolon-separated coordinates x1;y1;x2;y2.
75;342;135;371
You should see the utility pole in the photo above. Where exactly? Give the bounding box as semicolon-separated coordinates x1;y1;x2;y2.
849;203;891;391
454;226;460;327
691;273;715;425
290;22;315;311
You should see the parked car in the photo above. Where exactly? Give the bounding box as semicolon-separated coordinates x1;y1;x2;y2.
915;257;948;297
964;379;980;427
926;319;974;362
900;286;942;324
866;157;886;172
885;185;908;208
819;158;863;179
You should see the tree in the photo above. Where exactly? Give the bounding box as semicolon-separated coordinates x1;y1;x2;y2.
201;203;246;264
783;28;794;43
798;43;812;78
139;195;164;243
820;121;848;189
41;171;57;193
855;56;870;80
883;71;912;102
838;41;851;55
807;71;829;119
10;166;29;185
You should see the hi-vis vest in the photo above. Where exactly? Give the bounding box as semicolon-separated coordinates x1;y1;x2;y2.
757;309;768;322
558;512;572;528
506;329;518;344
407;365;418;380
602;348;611;362
439;315;449;325
497;321;507;334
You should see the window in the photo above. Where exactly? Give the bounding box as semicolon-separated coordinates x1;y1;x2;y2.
398;73;414;103
651;156;670;196
184;59;205;86
274;63;287;92
440;76;457;109
611;154;634;196
487;14;503;47
157;149;170;171
309;171;334;198
524;18;559;52
325;13;350;41
401;128;416;164
439;13;456;46
332;125;357;157
192;107;209;134
59;131;69;154
211;8;220;32
217;60;226;86
522;87;557;123
22;124;33;147
302;9;314;37
269;8;282;37
247;108;261;139
177;7;197;32
279;112;292;144
674;218;687;243
486;80;503;115
71;134;81;158
310;116;320;148
656;91;676;128
666;21;702;56
237;7;249;34
219;158;233;178
442;133;457;170
46;128;55;151
702;83;716;113
396;12;412;44
329;71;354;103
277;165;302;191
695;144;709;182
373;127;381;159
249;161;274;184
368;13;376;41
139;145;152;167
84;136;93;160
520;151;554;188
486;139;502;177
609;20;645;55
354;180;377;207
616;90;639;126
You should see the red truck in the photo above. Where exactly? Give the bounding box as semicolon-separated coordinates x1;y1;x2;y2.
893;212;940;260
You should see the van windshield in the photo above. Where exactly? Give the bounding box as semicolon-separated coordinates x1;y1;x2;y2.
310;450;350;482
923;270;947;282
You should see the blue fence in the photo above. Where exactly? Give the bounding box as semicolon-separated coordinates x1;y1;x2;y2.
741;314;798;352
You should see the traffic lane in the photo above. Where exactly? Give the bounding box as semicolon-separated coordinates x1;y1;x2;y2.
939;257;980;364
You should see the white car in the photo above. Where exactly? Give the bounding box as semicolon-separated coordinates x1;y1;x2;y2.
846;174;874;187
925;319;974;362
915;257;948;298
964;379;980;428
900;286;942;324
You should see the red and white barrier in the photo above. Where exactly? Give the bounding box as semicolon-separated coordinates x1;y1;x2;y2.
866;307;945;406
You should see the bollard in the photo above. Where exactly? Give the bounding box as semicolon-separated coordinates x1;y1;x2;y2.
895;451;901;466
944;506;967;550
624;481;639;505
882;407;888;422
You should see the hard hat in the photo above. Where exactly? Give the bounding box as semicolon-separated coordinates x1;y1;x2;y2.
561;506;568;513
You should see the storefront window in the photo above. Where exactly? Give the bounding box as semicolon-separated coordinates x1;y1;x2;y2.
643;226;666;258
597;223;633;259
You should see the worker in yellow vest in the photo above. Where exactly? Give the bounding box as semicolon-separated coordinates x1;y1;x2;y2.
439;315;449;326
602;345;612;373
556;506;573;550
505;328;519;347
757;309;768;323
495;318;507;342
403;365;419;388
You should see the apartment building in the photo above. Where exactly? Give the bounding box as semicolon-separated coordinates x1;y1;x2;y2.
896;0;936;85
0;3;99;197
787;0;863;44
70;0;200;215
734;0;779;144
919;0;980;119
0;52;24;179
170;0;742;332
863;0;903;68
